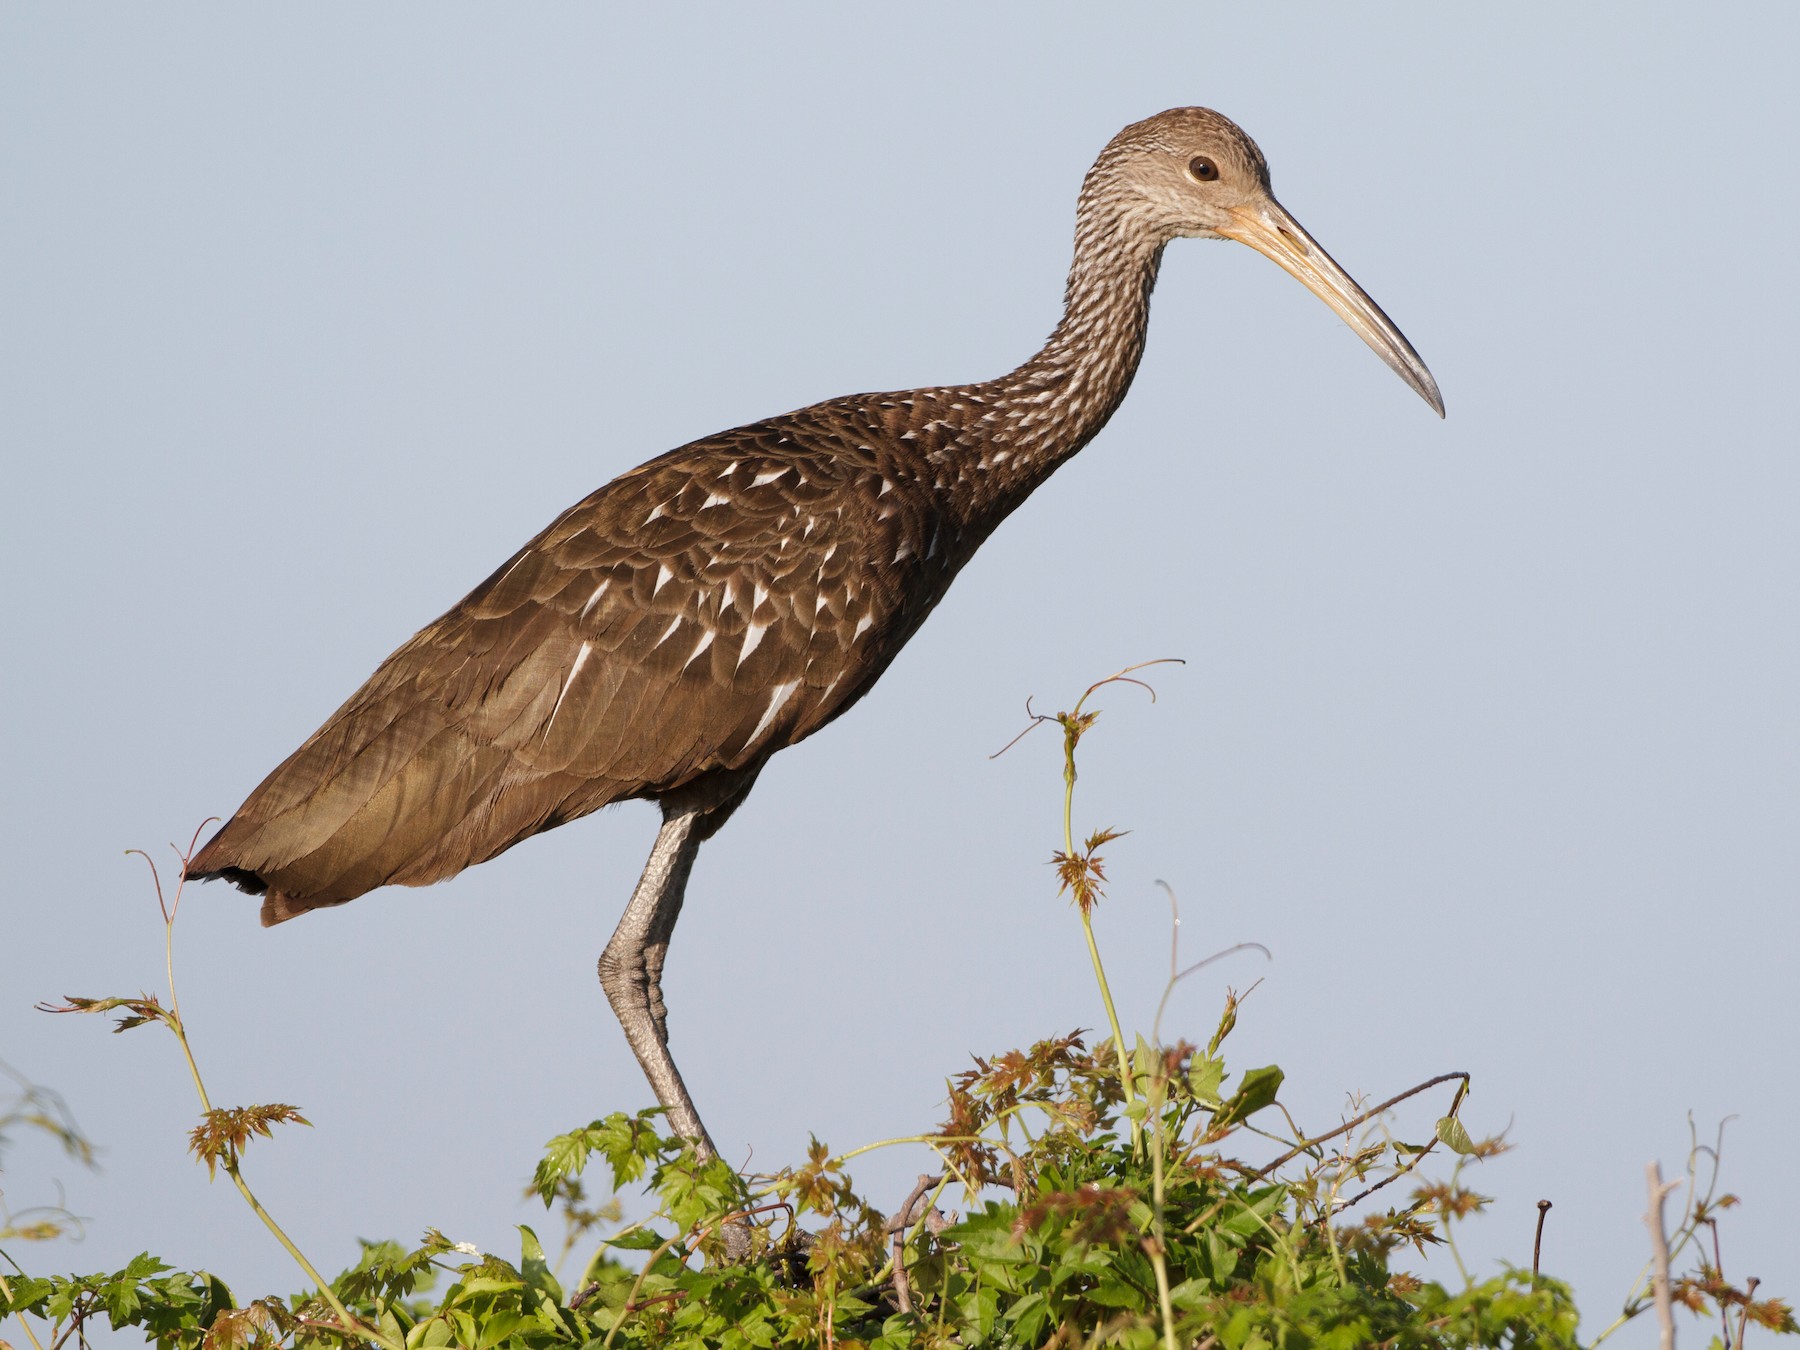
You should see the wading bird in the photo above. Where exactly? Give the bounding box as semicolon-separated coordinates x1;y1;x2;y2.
188;108;1441;1159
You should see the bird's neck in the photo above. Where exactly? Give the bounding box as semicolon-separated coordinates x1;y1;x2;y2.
948;212;1166;512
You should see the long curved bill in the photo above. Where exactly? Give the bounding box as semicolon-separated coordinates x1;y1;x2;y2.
1220;197;1444;417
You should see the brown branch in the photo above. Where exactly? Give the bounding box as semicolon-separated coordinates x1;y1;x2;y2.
685;1201;787;1257
623;1290;686;1314
1735;1277;1760;1350
1255;1072;1468;1185
47;1301;91;1350
1709;1219;1732;1348
569;1285;598;1310
1329;1075;1471;1214
887;1172;945;1315
293;1314;380;1344
1534;1200;1552;1281
1178;1071;1466;1239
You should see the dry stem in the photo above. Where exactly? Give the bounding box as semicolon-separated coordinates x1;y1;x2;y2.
1646;1161;1681;1350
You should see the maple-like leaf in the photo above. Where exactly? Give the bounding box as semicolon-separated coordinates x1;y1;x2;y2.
188;1105;310;1178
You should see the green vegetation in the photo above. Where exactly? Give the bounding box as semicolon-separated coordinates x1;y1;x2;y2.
2;669;1792;1348
1;1061;93;1246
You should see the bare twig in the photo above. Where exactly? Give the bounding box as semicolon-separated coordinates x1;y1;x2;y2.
1646;1161;1682;1350
988;658;1185;759
684;1201;787;1258
1534;1199;1552;1280
1330;1076;1472;1215
988;698;1050;759
1261;1073;1468;1185
623;1291;685;1315
1709;1220;1732;1348
47;1306;88;1350
1150;880;1271;1046
1177;1071;1469;1239
600;1228;692;1350
1736;1276;1760;1350
887;1172;945;1315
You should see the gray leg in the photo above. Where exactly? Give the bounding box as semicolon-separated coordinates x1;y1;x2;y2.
598;807;717;1158
642;886;680;1047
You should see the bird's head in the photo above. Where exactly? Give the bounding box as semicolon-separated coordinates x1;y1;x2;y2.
1089;107;1443;416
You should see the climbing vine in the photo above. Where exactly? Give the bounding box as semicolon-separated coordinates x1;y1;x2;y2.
3;672;1792;1349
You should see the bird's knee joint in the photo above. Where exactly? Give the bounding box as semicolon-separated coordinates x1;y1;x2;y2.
597;949;640;999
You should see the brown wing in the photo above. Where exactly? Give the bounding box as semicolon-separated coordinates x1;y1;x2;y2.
186;421;939;921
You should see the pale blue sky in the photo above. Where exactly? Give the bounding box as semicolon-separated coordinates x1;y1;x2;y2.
3;4;1796;1341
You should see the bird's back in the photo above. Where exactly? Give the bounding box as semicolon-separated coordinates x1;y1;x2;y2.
187;393;986;923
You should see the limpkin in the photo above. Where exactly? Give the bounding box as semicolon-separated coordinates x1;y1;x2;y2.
187;108;1441;1158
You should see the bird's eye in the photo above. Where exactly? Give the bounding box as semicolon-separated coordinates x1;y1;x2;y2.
1188;156;1219;182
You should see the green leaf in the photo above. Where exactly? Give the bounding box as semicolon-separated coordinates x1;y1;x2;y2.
1188;1054;1226;1104
408;1315;457;1349
1007;1290;1051;1343
1085;1272;1144;1309
1435;1116;1477;1155
456;1274;527;1298
0;1276;55;1314
1215;1065;1283;1127
1132;1035;1158;1084
605;1226;667;1251
533;1129;593;1206
473;1309;524;1349
517;1225;562;1301
120;1252;173;1281
596;1111;666;1189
